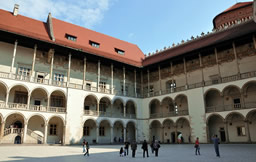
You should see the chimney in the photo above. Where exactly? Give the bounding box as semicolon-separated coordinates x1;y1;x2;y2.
13;4;19;16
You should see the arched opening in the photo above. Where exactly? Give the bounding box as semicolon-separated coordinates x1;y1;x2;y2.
162;119;175;143
47;116;64;144
27;115;45;144
126;121;136;142
30;88;48;111
99;97;111;117
176;118;190;143
205;89;223;112
207;114;226;142
149;99;161;118
113;121;124;143
223;86;242;111
98;120;111;144
49;90;66;112
126;100;136;119
161;97;175;117
0;82;7;108
243;82;256;109
84;95;98;116
3;113;25;144
112;99;124;118
247;110;256;142
226;113;247;142
174;95;189;116
8;85;28;109
150;120;162;142
83;119;97;144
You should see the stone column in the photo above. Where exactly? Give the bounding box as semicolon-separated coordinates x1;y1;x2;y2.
27;94;31;110
67;53;72;85
97;101;99;114
0;122;5;139
162;127;165;143
62;125;66;145
245;120;251;142
214;48;221;80
47;95;50;111
135;127;138;141
44;124;48;144
224;121;229;143
111;63;114;94
49;49;54;84
147;69;150;97
232;42;240;77
10;40;18;76
199;53;204;84
23;122;28;143
171;62;174;92
5;91;9;107
123;67;126;96
83;57;86;88
134;70;137;97
123;127;126;142
158;65;162;95
96;126;99;143
140;71;143;96
31;44;37;81
97;60;100;92
183;57;188;89
110;103;113;117
110;126;113;144
123;105;126;118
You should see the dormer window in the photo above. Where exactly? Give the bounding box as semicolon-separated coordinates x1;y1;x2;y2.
115;48;125;55
89;40;100;48
65;34;77;42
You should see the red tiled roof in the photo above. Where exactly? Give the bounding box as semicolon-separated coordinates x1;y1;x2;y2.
0;9;51;42
0;9;144;67
222;2;252;13
52;18;144;66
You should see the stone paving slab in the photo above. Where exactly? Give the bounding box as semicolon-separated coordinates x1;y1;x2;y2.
0;144;255;162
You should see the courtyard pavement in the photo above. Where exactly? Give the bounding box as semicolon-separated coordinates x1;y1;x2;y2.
0;144;255;162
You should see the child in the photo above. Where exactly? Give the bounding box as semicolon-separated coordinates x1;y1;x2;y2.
195;137;200;155
120;147;124;157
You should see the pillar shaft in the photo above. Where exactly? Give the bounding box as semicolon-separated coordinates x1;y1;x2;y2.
44;124;48;144
10;40;18;75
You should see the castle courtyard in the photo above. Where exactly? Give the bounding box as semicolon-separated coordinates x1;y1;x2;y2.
0;144;255;162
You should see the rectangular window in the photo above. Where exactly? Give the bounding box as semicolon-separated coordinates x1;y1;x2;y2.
54;73;64;82
14;91;28;104
167;80;176;89
99;81;106;92
115;48;125;55
86;83;91;91
18;67;31;76
51;95;64;107
233;98;241;108
89;40;100;48
99;127;105;136
50;124;57;135
65;34;77;41
237;126;246;136
83;126;90;136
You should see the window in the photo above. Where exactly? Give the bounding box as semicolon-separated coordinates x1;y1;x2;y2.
84;105;89;110
51;95;64;107
83;126;90;136
18;67;31;76
121;85;128;94
237;126;246;136
115;48;125;55
14;91;28;104
54;73;64;82
99;81;106;92
50;124;57;135
99;127;105;136
233;98;241;108
167;80;176;89
65;34;77;41
86;83;91;90
89;40;100;48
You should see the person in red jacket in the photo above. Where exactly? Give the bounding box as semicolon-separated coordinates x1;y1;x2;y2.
194;137;200;155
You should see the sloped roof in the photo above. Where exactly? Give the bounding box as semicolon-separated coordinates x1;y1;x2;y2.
0;9;144;67
222;1;253;13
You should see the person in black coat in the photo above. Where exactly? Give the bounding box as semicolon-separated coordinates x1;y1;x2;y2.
124;141;130;155
131;140;137;158
141;140;149;158
153;140;160;157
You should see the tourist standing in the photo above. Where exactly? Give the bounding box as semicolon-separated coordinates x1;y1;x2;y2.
141;140;149;158
82;139;86;153
194;137;200;155
124;141;130;155
131;140;137;158
84;142;90;156
153;140;160;157
212;135;220;157
178;133;183;144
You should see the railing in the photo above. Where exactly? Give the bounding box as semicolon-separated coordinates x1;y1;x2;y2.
48;106;66;113
206;102;256;113
4;128;23;136
99;111;112;117
150;110;189;119
69;83;83;89
27;129;43;142
84;110;98;116
0;101;5;108
32;77;50;85
125;114;136;119
8;103;28;109
29;105;47;111
52;80;67;87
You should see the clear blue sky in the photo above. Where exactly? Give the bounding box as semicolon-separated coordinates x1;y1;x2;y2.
0;0;252;54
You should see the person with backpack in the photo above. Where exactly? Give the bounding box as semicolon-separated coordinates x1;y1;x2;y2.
141;140;149;158
153;140;160;157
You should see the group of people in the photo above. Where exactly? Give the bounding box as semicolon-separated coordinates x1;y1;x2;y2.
119;139;161;158
194;135;221;157
82;139;90;156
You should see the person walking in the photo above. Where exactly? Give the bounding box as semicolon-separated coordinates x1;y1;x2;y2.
212;135;220;157
82;139;86;153
194;137;200;155
131;140;137;158
141;140;149;158
124;141;130;155
178;133;183;144
153;140;160;157
84;142;90;156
